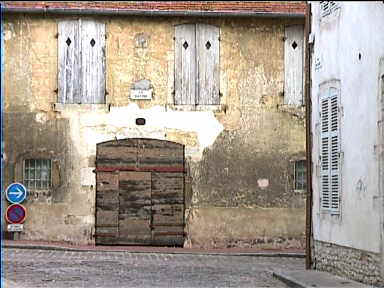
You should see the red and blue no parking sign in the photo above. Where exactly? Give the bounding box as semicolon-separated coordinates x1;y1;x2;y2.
6;204;27;224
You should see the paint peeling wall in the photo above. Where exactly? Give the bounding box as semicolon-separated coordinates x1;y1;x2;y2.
3;13;306;247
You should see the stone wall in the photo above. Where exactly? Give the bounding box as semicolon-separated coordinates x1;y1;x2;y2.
3;13;306;247
313;240;383;286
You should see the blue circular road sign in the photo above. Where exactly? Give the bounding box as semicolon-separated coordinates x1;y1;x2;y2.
5;183;28;204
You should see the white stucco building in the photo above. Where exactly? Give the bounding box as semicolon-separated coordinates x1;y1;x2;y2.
310;1;384;285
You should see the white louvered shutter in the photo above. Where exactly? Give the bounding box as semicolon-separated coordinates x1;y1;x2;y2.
320;87;340;213
320;1;330;17
320;95;330;210
329;88;340;212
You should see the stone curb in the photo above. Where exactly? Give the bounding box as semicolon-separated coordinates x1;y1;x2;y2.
272;270;306;288
3;243;306;258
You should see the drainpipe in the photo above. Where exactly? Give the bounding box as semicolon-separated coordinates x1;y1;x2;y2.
304;1;313;270
1;6;305;18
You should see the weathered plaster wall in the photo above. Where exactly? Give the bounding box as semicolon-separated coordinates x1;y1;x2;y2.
3;14;306;247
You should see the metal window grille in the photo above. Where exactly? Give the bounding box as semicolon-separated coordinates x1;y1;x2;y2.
24;159;52;190
295;160;307;190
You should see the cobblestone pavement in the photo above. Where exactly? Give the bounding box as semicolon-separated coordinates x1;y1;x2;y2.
2;248;304;288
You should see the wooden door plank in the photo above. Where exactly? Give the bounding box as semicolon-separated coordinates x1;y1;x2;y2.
96;172;119;191
96;139;138;170
118;171;152;243
152;204;184;224
138;139;184;171
151;172;184;205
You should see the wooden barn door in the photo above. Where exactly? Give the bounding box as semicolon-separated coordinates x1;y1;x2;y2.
118;171;152;245
95;138;185;246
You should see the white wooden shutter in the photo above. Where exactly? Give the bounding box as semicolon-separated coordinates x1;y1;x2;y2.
320;96;331;210
80;20;105;104
58;20;80;104
284;25;304;106
320;1;339;17
320;1;330;17
320;87;340;213
196;24;220;105
58;19;105;104
329;88;340;212
175;24;196;105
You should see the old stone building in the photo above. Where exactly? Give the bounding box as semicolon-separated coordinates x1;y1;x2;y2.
2;1;307;248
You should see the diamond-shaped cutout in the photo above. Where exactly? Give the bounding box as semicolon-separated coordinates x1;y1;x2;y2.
292;41;298;50
90;38;96;47
183;41;188;49
66;37;71;46
205;41;211;50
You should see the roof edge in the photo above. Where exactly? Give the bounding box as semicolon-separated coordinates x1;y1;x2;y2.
2;7;305;18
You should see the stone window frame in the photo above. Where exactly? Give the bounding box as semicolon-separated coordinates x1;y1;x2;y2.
15;152;61;198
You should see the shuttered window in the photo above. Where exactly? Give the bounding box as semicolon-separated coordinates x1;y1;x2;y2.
174;24;220;105
320;87;340;213
320;1;339;17
284;25;304;106
58;19;105;104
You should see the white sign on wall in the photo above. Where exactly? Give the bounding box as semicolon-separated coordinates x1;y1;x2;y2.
7;224;24;232
130;89;153;100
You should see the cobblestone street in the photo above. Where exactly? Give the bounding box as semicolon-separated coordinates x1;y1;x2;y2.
2;248;304;288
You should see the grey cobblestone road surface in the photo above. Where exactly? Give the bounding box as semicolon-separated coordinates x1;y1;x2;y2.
2;248;304;288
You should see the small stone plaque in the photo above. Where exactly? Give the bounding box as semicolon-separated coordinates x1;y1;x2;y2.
130;79;153;100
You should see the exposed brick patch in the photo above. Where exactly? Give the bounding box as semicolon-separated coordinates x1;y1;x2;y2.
314;240;383;286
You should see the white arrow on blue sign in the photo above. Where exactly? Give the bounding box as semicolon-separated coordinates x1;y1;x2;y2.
6;183;28;204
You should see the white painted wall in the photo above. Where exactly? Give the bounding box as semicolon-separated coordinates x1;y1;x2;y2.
311;2;384;253
55;103;224;187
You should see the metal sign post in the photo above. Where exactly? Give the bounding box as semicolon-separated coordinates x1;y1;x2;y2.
5;183;28;233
